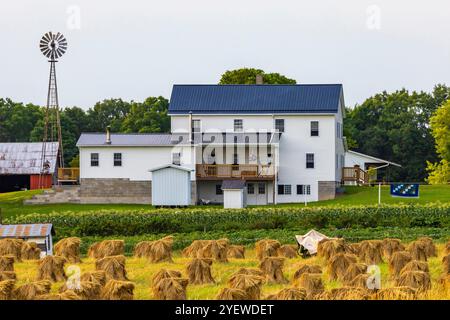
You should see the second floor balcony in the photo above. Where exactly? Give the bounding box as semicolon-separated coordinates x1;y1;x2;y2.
196;164;275;180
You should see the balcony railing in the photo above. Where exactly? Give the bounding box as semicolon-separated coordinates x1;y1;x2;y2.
57;168;80;182
342;166;368;185
196;164;275;180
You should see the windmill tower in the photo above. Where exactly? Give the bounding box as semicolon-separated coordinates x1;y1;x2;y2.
38;32;68;188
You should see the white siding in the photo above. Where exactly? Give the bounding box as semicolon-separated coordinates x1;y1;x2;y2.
223;189;244;209
152;167;191;206
79;146;196;181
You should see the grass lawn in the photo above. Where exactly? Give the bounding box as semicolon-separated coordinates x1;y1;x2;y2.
0;184;449;218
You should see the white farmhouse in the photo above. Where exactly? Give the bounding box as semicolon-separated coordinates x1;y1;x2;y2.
76;84;396;205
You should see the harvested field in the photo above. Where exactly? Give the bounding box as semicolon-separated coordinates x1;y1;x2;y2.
3;239;449;300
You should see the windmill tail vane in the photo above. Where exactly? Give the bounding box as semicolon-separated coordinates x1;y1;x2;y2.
38;31;68;189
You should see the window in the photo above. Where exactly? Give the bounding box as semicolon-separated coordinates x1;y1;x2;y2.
90;153;99;167
311;121;319;136
335;154;338;169
306;153;314;169
258;183;266;194
233;153;238;165
192;119;201;133
215;184;223;195
340;154;345;168
172;152;181;165
234;119;243;132
275;119;285;133
337;122;341;138
113;153;122;166
297;184;311;195
247;183;255;194
277;184;291;195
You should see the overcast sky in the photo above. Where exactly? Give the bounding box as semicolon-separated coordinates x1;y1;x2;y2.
1;0;449;109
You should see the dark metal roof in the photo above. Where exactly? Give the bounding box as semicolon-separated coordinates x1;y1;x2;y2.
169;84;343;114
76;133;173;147
222;180;246;190
0;142;58;175
0;224;54;238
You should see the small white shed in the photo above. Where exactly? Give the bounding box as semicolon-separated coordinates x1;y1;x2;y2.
222;180;247;209
149;165;192;206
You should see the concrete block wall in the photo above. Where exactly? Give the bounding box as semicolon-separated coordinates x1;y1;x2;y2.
80;178;152;204
318;181;337;201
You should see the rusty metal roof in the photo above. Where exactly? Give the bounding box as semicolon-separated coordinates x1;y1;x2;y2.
0;224;54;238
0;142;58;175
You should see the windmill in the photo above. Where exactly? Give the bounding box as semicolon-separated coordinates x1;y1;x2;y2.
38;32;67;188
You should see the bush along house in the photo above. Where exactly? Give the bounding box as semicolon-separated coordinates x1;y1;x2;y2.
76;83;397;206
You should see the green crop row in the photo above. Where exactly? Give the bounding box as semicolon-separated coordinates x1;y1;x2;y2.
6;203;450;238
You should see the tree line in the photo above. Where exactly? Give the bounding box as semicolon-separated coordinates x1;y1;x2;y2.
0;68;448;182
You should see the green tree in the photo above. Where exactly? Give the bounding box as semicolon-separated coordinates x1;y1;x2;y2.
0;99;43;142
344;85;450;182
121;97;170;133
219;68;296;84
86;98;131;132
426;99;450;184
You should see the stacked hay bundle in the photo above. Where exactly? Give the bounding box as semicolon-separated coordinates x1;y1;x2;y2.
133;236;174;263
327;253;357;281
407;241;428;262
38;290;81;300
277;245;298;259
0;239;23;262
88;240;124;259
347;274;371;290
0;271;16;281
346;243;361;256
198;239;229;263
227;245;245;259
259;257;288;284
232;268;264;277
13;280;52;300
151;269;188;300
292;264;322;281
443;254;450;275
228;271;265;300
388;251;413;276
266;288;307;300
396;271;431;291
358;240;383;264
373;286;417;300
417;237;437;258
95;255;128;281
36;256;67;282
216;288;248;300
186;258;215;285
182;240;210;258
81;270;107;287
293;273;324;297
59;281;102;300
255;239;281;261
0;280;15;300
400;260;429;274
327;287;369;300
382;238;405;259
317;239;347;261
101;279;135;300
21;242;41;260
0;256;15;272
54;237;82;263
342;263;368;285
153;277;189;300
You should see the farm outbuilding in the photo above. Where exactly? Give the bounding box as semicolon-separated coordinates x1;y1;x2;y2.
0;142;58;192
149;165;193;206
0;223;55;256
222;180;247;209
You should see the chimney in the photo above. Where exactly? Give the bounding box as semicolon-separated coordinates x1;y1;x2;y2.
256;74;263;85
105;126;111;144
